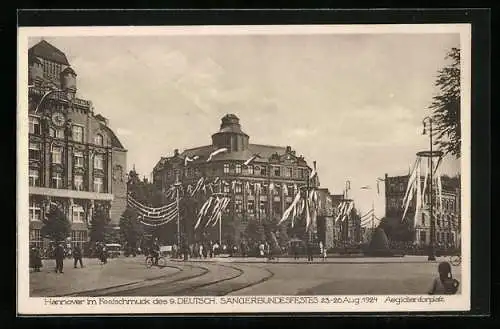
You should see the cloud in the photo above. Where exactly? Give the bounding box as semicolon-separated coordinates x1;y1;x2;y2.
288;127;319;138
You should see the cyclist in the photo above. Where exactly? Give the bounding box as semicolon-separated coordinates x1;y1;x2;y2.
151;239;160;266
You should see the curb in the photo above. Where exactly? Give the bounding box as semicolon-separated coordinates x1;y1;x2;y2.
56;264;182;297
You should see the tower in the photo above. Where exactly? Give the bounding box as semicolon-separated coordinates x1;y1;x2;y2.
211;114;250;152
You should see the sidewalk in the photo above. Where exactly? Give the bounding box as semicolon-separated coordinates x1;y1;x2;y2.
171;255;453;264
29;257;179;297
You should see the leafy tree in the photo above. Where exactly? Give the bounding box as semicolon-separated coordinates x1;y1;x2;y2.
41;204;71;242
89;205;111;243
119;207;143;248
429;47;461;158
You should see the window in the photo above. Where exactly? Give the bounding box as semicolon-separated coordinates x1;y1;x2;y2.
195;168;201;177
259;200;267;215
421;213;426;226
235;164;242;174
437;217;441;227
72;125;84;143
73;151;84;168
74;174;84;191
51;146;62;164
235;182;242;194
235;199;243;213
420;231;427;243
223;184;230;193
273;185;281;196
94;134;103;146
260;166;267;176
29;116;41;135
286;167;293;178
287;185;293;196
246;165;254;175
72;205;85;223
50;128;65;139
94;154;104;170
223;163;230;174
29;142;41;161
94;177;104;193
29;168;40;187
273;166;281;177
29;200;41;221
30;229;42;248
273;201;281;215
247;200;255;214
51;172;63;189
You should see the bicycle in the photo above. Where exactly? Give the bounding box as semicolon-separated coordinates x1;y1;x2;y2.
449;255;461;266
145;255;166;268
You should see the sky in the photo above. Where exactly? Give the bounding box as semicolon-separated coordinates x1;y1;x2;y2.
28;32;461;217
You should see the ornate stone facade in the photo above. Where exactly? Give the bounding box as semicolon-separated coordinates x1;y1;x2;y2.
28;40;127;249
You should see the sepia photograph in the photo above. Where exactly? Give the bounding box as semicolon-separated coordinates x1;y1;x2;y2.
17;24;471;314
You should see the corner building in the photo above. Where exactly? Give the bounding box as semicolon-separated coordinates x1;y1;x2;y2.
384;173;461;247
153;114;318;244
28;40;127;249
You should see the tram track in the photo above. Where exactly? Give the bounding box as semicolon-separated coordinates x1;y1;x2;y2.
73;263;210;297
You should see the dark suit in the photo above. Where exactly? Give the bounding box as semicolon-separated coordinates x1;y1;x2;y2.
55;245;65;273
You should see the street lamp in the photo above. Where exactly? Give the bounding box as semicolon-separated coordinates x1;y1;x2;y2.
421;116;443;261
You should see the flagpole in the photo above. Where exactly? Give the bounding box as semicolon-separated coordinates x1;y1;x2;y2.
174;174;181;249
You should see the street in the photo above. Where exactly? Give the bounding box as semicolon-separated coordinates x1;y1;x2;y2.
30;256;462;297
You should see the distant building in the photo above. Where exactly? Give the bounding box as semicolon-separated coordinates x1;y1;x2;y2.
152;114;318;244
28;40;127;249
384;173;460;247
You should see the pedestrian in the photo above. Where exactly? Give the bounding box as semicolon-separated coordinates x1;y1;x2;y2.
428;261;460;295
55;243;65;273
259;242;265;258
73;244;84;268
306;241;314;262
30;246;42;272
292;242;299;260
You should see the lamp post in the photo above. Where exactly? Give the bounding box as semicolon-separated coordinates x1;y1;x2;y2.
422;116;442;261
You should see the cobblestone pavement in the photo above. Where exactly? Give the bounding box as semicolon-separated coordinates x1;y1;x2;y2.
29;256;179;297
30;256;462;297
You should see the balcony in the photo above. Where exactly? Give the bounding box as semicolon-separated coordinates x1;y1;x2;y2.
29;186;114;201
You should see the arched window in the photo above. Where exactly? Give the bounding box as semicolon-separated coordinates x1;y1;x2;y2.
94;134;103;146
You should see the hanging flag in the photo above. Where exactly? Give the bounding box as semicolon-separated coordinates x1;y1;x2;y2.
283;184;288;197
255;182;261;195
413;160;422;228
184;155;200;167
309;162;317;180
269;182;275;194
305;193;311;231
231;180;237;193
206;148;228;162
245;181;251;194
376;180;380;195
422;159;429;199
244;153;261;166
278;191;301;224
402;159;419;207
437;169;443;215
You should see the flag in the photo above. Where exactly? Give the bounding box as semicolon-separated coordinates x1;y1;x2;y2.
184;155;200;167
305;194;311;231
309;162;317;180
207;148;228;162
279;191;301;224
413;160;422;228
244;153;261;166
231;180;236;192
283;184;288;196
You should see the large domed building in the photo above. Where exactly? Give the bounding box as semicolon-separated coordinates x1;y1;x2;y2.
152;114;319;244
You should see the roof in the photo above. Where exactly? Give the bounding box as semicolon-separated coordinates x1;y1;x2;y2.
28;40;70;65
101;125;125;149
179;143;307;165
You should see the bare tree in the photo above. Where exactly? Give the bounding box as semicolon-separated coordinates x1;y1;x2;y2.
429;47;461;158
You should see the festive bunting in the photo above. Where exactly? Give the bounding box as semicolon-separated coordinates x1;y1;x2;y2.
244;153;261;166
206;148;228;162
